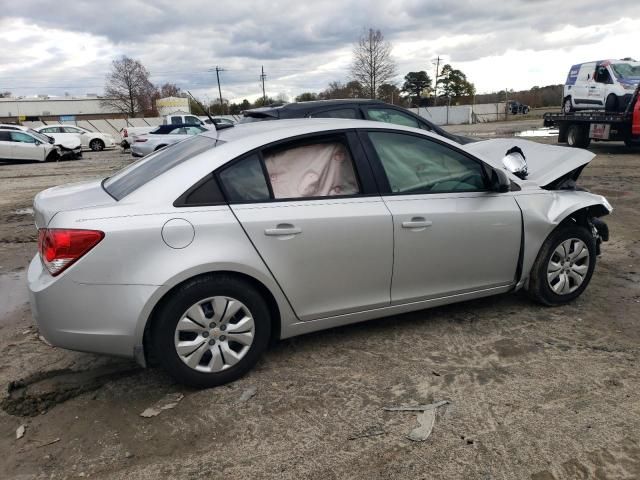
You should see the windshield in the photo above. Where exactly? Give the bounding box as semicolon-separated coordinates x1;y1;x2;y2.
611;62;640;79
103;135;222;200
28;129;53;143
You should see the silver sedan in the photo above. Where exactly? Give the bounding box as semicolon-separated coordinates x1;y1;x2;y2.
28;119;611;387
130;124;208;157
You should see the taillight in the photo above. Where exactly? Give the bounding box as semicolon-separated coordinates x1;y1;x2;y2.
38;228;104;276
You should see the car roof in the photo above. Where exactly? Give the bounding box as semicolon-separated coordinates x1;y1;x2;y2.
244;99;386;114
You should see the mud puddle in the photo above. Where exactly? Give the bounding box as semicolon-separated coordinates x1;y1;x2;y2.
0;270;28;321
2;363;140;416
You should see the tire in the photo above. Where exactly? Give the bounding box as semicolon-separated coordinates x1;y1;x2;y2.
527;224;596;306
89;139;105;151
45;151;58;162
523;107;530;114
566;124;591;148
563;96;573;114
151;275;272;388
605;94;618;112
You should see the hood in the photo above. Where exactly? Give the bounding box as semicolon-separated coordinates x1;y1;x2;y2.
463;138;595;187
33;179;115;228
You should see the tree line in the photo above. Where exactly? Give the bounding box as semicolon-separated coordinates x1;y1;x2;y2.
99;28;561;117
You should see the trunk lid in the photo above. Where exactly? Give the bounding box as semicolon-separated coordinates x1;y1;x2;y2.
33;179;115;228
463;138;595;187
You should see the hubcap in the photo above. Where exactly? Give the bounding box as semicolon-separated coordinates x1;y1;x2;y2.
174;296;255;373
547;238;590;295
564;99;571;113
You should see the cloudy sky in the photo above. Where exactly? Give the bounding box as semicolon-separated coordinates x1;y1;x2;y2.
1;0;639;102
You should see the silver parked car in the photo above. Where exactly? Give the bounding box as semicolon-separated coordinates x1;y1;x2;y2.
130;124;208;157
28;119;611;387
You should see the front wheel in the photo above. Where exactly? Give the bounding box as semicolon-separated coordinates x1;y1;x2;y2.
563;97;573;114
527;225;596;306
605;94;619;112
152;275;271;388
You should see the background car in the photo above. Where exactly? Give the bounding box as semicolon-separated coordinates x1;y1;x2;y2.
35;124;115;151
0;128;59;162
29;119;610;388
0;124;81;159
507;100;530;114
240;99;474;144
130;123;208;157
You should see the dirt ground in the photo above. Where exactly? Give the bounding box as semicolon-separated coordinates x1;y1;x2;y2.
0;124;638;480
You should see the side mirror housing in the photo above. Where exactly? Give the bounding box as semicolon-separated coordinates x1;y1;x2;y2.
490;168;511;193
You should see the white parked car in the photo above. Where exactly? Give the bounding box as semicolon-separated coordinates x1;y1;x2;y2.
130;124;208;157
0;124;82;159
563;59;640;113
0;128;60;162
35;124;115;151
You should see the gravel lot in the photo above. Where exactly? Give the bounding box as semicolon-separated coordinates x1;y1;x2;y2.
0;125;639;479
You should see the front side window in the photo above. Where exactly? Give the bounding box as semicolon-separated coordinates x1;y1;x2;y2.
185;126;206;135
185;116;201;125
366;108;420;129
263;138;359;199
10;132;37;143
40;127;57;133
170;116;182;125
368;131;486;194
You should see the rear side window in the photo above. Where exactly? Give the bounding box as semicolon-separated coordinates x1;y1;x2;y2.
311;108;358;119
218;154;271;203
104;135;219;200
366;108;420;128
263;139;359;199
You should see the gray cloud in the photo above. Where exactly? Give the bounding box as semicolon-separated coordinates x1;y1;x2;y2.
1;0;639;99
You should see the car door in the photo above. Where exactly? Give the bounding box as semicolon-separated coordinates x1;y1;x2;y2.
361;130;522;304
218;130;393;321
61;126;88;147
575;62;597;108
9;131;44;161
0;131;14;159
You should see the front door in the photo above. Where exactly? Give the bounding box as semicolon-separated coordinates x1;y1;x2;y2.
10;131;43;161
217;131;393;321
362;130;522;304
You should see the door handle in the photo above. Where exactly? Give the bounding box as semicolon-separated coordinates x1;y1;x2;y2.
401;218;432;229
264;224;302;236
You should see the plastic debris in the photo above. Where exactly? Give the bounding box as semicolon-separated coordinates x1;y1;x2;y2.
140;392;184;418
16;425;26;440
238;386;257;403
384;400;450;442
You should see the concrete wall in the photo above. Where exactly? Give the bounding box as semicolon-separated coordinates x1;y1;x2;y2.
411;102;508;125
0;97;118;117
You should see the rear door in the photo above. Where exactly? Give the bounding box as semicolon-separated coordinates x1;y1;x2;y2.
219;130;393;321
361;130;521;304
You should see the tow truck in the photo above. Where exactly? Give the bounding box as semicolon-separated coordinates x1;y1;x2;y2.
543;82;640;148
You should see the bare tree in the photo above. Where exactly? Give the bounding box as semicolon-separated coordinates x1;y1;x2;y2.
350;29;396;99
159;82;182;98
102;56;156;116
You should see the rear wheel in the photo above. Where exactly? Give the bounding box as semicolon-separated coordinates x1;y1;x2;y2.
567;124;591;148
563;96;573;114
89;139;105;151
152;275;271;388
528;225;596;306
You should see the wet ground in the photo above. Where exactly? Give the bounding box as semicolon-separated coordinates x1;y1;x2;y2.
0;123;639;479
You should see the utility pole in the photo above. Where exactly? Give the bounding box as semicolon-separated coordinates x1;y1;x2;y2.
433;56;441;106
260;66;267;104
215;66;225;115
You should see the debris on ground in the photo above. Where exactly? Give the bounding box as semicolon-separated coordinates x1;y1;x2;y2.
384;400;450;442
238;386;257;403
36;438;60;448
37;335;53;347
16;424;26;439
140;392;184;418
348;425;386;440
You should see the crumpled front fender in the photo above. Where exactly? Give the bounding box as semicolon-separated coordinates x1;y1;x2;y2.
515;190;612;288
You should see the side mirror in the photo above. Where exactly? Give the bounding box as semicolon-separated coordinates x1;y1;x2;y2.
490;168;511;193
502;146;528;179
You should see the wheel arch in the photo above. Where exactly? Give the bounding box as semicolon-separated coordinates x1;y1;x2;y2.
141;270;283;367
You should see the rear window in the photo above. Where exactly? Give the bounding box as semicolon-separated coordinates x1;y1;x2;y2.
103;135;220;200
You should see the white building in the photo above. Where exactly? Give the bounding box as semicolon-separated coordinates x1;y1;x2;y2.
0;96;119;119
